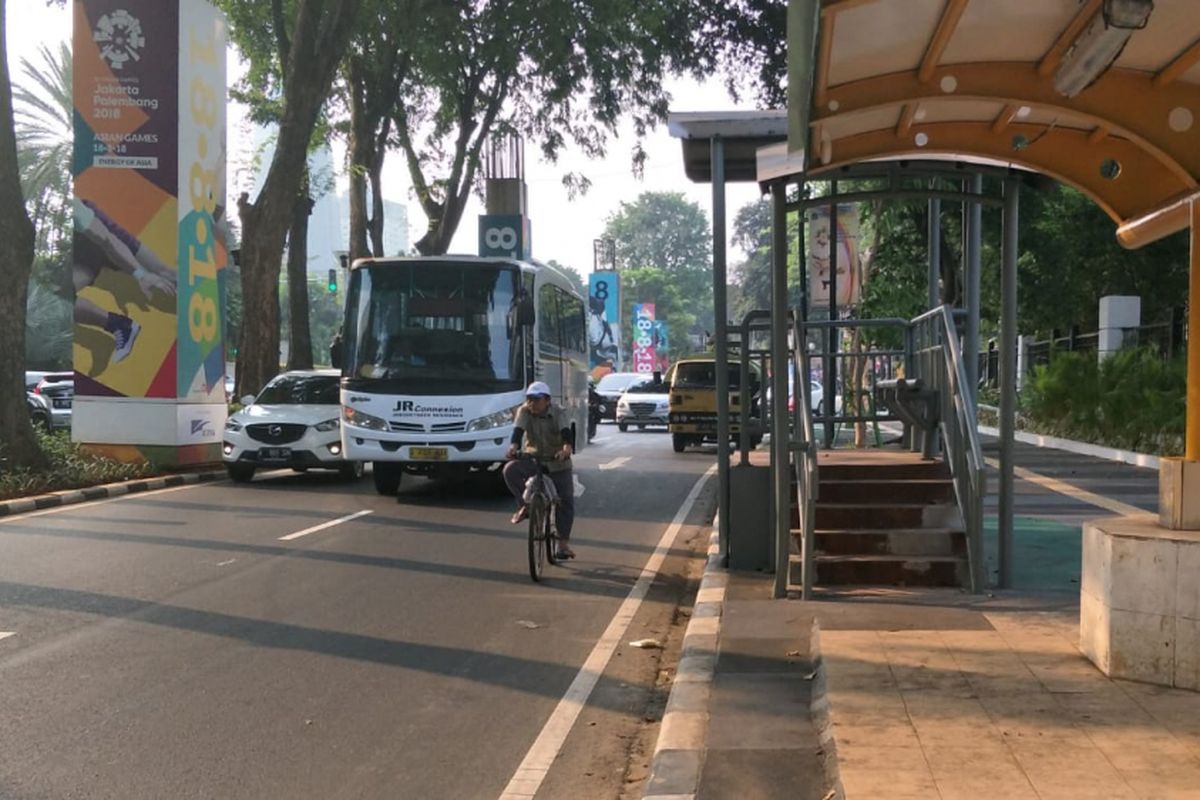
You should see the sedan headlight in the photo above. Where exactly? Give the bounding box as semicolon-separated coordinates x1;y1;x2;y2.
314;418;340;432
224;418;243;432
617;399;629;411
342;406;389;431
467;405;521;432
656;400;669;410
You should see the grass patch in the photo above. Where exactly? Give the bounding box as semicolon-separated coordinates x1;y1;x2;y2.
0;429;156;502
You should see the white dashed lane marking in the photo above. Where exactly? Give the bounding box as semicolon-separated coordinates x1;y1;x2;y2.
598;457;630;471
0;632;14;642
279;510;373;541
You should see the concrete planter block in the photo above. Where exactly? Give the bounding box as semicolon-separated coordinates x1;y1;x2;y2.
1081;515;1200;690
1159;457;1200;530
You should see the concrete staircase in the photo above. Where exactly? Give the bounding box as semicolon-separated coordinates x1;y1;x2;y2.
790;451;970;589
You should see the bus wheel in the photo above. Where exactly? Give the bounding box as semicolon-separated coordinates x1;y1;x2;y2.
672;434;687;453
373;462;402;495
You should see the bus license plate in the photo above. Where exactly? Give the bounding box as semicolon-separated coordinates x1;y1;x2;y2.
259;447;291;463
410;447;448;461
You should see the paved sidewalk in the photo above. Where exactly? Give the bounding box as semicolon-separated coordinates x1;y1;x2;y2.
644;439;1200;799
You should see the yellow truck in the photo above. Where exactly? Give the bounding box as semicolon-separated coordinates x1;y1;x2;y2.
668;355;762;453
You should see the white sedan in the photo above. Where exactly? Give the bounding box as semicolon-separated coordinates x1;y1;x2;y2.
616;376;670;431
222;370;363;483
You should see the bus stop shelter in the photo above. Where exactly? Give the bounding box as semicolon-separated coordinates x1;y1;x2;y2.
677;0;1200;690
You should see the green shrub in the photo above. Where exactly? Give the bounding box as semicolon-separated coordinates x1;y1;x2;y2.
0;430;155;501
1022;347;1185;455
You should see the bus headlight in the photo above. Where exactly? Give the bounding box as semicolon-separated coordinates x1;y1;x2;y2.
343;406;389;432
467;405;520;432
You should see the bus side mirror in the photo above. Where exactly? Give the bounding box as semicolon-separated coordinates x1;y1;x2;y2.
517;297;535;327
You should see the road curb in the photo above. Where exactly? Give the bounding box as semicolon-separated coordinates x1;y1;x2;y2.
643;520;725;800
0;470;227;518
976;423;1160;470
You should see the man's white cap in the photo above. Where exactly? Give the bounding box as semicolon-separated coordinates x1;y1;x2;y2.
525;381;551;397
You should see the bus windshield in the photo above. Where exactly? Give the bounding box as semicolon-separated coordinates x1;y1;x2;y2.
344;260;524;395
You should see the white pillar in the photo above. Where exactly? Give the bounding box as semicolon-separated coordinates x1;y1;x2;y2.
1017;335;1030;392
1098;296;1141;362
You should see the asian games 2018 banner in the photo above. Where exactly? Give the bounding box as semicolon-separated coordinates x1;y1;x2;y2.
72;0;226;461
588;272;620;375
74;1;182;398
631;303;656;374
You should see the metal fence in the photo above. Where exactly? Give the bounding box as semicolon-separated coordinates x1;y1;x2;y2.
978;310;1186;388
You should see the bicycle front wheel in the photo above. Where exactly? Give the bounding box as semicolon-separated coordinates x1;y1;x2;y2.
528;497;547;582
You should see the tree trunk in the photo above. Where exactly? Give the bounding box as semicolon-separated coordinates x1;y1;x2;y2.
285;192;315;371
852;202;882;448
234;0;363;397
0;0;47;470
369;155;385;257
346;60;373;262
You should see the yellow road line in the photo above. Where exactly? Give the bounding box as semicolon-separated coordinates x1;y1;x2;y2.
985;458;1147;517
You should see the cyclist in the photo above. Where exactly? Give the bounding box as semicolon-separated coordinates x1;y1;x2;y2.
504;381;576;560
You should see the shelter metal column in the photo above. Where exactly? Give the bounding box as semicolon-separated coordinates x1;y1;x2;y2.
824;184;838;449
771;182;791;598
1189;199;1200;461
712;136;731;560
929;196;941;308
966;174;983;398
999;177;1020;588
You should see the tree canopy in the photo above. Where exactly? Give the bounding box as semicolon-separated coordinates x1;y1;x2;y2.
601;191;712;359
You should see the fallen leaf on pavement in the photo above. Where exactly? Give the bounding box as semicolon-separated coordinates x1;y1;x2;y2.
516;619;542;629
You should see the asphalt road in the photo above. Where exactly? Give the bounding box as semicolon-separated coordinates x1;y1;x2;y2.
0;424;716;800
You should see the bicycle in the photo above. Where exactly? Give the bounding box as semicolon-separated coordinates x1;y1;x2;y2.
513;455;561;582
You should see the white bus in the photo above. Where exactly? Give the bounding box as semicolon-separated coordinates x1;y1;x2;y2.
338;256;589;495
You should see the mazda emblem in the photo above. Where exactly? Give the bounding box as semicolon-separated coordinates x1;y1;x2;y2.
269;424;282;436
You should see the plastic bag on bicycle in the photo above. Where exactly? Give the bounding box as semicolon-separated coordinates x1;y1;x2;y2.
522;474;560;505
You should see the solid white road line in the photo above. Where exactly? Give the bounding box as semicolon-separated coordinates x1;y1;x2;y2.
0;632;14;642
498;463;717;800
984;457;1146;518
598;456;631;471
278;510;373;541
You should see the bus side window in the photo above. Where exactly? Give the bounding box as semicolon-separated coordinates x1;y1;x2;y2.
539;284;559;355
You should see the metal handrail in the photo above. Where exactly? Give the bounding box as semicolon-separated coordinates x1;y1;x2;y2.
789;312;819;600
912;306;986;592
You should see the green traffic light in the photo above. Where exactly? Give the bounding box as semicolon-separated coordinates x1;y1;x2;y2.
327;267;338;293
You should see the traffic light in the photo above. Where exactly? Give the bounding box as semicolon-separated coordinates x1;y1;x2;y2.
327;267;338;293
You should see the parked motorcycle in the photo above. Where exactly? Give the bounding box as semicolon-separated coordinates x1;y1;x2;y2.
587;384;603;441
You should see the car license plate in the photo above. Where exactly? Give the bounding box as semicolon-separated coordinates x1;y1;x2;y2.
410;447;448;461
259;447;291;463
53;398;71;409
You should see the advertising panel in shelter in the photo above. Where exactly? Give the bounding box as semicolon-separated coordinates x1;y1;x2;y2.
807;205;862;312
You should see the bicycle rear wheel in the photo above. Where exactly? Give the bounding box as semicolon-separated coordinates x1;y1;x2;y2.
528;497;547;582
545;503;559;566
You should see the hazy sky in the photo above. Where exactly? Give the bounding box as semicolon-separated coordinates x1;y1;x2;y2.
7;2;764;274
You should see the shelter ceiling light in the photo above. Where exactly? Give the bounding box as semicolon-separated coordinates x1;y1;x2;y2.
1054;0;1154;98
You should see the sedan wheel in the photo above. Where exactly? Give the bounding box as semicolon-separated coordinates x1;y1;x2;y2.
339;461;365;480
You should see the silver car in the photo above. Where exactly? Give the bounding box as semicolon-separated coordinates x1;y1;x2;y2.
616;376;670;431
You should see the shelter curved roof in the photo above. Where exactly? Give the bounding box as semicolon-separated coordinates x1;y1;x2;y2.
789;0;1200;247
